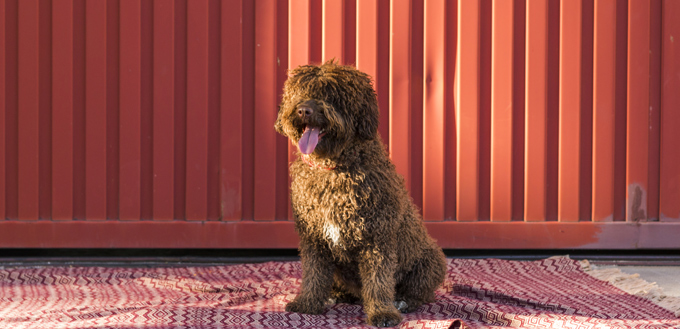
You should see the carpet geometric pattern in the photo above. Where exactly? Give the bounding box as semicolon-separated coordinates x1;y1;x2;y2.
0;256;678;328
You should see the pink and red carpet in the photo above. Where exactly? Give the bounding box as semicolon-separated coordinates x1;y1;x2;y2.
0;256;678;328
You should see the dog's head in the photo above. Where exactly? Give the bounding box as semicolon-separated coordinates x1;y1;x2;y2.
275;61;379;159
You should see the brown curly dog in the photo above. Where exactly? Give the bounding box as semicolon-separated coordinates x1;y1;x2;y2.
275;61;447;327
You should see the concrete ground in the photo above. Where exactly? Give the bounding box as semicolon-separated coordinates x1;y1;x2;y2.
604;265;680;297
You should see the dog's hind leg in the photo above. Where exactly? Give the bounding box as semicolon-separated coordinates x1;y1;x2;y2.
395;247;447;313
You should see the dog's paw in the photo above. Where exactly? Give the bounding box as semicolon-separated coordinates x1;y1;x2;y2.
367;311;402;327
285;297;325;315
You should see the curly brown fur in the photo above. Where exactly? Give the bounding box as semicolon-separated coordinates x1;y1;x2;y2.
275;61;447;328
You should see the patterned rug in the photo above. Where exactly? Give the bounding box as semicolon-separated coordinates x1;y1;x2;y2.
0;256;678;329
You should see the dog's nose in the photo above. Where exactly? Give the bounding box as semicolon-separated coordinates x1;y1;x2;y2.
297;107;313;118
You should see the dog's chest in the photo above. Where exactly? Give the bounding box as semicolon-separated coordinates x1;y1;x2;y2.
291;170;365;252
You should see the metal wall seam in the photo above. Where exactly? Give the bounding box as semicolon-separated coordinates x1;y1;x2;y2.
455;0;480;222
153;0;175;221
580;1;594;223
343;0;356;65
613;0;628;222
524;0;547;222
511;0;526;222
478;0;492;222
659;0;680;222
647;0;661;222
591;0;616;222
51;0;74;221
221;0;244;221
627;0;651;222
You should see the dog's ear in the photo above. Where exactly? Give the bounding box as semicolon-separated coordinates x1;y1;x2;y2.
274;107;286;135
356;104;379;141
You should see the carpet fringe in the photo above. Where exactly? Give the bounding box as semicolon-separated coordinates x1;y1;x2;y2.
580;259;680;317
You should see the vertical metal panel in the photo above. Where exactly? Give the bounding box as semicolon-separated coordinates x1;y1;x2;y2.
390;0;413;197
455;0;480;222
118;0;141;220
73;0;87;220
660;0;680;222
221;0;243;221
545;0;560;222
524;0;547;222
511;0;525;222
253;0;279;221
478;0;492;222
580;0;594;222
207;0;222;221
240;0;255;220
85;0;108;220
38;0;52;221
289;0;312;68
647;0;661;222
614;0;628;222
275;0;289;221
17;0;40;220
422;0;445;221
153;0;174;221
5;0;18;221
51;0;74;220
558;0;581;222
288;0;312;221
322;0;343;62
444;0;457;221
627;0;650;222
356;0;390;145
106;0;120;220
140;0;153;221
591;0;616;222
173;0;187;220
490;0;513;222
0;0;5;220
186;0;209;221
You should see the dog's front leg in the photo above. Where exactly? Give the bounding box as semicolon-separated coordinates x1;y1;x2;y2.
359;247;402;327
286;242;334;315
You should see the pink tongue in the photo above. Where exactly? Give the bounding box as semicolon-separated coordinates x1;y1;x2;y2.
299;127;320;154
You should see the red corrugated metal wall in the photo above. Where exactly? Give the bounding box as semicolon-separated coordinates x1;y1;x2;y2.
1;0;679;249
